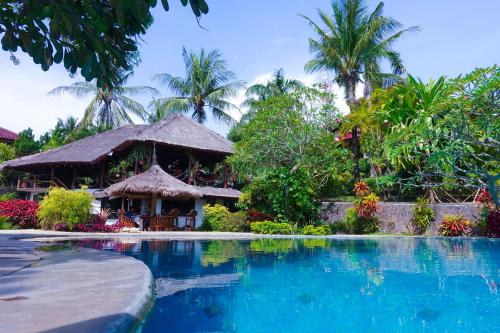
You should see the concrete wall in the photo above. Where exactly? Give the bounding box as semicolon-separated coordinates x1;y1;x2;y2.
320;201;480;235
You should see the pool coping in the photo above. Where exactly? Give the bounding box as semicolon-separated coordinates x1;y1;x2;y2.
1;229;498;242
0;233;154;333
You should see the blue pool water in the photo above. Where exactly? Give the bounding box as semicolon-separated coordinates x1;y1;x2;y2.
69;238;499;332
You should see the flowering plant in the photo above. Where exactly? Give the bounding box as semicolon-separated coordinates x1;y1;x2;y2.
439;215;470;237
0;199;39;228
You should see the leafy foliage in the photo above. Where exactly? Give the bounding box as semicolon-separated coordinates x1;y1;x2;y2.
14;128;39;157
1;0;209;87
37;187;93;230
153;47;244;124
409;197;435;235
0;215;16;230
201;204;230;231
48;76;157;129
302;224;330;235
219;212;248;232
438;215;470;237
302;0;418;181
0;199;39;228
250;221;292;235
230;87;350;225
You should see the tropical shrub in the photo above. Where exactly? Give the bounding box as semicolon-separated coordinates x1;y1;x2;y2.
0;199;39;228
229;87;351;225
332;207;379;235
302;224;330;235
201;204;230;231
474;189;499;237
334;182;381;234
250;221;292;235
0;216;16;230
0;193;16;202
219;212;248;232
409;197;435;235
93;208;112;225
438;215;470;237
37;187;94;230
485;210;500;238
246;209;273;222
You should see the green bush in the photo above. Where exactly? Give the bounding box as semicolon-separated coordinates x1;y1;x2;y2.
218;212;248;232
0;193;16;202
37;187;94;230
250;221;292;235
201;204;230;231
0;216;16;230
303;224;330;235
332;207;379;234
410;197;435;235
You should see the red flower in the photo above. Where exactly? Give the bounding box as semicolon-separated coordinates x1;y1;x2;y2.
0;200;39;228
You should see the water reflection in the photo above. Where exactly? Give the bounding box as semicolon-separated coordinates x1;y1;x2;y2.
62;237;500;333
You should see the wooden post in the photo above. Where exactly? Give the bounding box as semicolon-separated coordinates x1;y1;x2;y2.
150;194;157;217
33;175;36;189
99;165;105;189
71;168;77;189
223;165;228;188
50;166;55;183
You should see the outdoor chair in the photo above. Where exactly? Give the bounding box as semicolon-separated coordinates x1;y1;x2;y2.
150;215;176;231
119;214;138;228
166;208;181;229
184;210;197;231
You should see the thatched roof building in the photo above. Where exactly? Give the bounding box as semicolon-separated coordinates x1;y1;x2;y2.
104;164;202;199
0;114;233;171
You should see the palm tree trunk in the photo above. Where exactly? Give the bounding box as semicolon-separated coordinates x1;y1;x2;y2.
347;80;361;183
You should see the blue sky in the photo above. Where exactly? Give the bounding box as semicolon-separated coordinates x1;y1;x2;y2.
1;0;499;137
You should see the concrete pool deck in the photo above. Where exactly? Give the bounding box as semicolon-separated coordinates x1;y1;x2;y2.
0;233;153;333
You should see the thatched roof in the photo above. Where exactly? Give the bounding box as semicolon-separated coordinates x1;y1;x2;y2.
1;114;233;170
104;164;202;199
198;186;242;199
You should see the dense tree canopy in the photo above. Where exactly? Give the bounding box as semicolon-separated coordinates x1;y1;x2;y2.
229;87;351;224
1;0;209;87
303;0;418;182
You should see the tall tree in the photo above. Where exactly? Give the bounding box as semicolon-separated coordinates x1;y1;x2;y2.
229;69;304;142
48;73;158;129
14;128;39;157
302;0;418;182
1;0;209;87
243;68;304;113
153;47;245;124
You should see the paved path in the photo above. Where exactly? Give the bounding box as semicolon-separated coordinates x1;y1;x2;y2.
0;234;153;333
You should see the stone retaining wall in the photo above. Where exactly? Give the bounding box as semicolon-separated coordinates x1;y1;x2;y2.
320;201;480;235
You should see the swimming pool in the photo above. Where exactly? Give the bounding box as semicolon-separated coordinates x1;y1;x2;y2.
69;237;499;332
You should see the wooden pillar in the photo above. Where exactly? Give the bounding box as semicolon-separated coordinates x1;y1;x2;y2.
71;168;77;189
99;165;105;189
150;194;157;217
50;166;55;183
223;165;228;188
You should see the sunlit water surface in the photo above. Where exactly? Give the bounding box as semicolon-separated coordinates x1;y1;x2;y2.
64;238;499;332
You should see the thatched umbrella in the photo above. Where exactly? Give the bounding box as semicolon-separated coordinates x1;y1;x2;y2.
104;146;202;215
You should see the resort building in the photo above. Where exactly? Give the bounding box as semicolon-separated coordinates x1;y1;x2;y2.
0;127;18;145
0;115;241;227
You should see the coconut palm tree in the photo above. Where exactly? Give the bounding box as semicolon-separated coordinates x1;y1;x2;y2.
302;0;418;182
241;68;304;124
152;47;245;125
243;68;304;112
49;72;158;129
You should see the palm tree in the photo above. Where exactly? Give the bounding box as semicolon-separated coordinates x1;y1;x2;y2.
242;69;304;121
49;72;158;129
302;0;418;182
152;47;245;125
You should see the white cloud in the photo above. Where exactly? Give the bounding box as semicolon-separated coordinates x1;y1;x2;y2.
227;71;364;121
0;55;90;137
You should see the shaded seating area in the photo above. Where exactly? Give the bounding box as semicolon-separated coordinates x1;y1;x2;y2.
104;147;204;231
